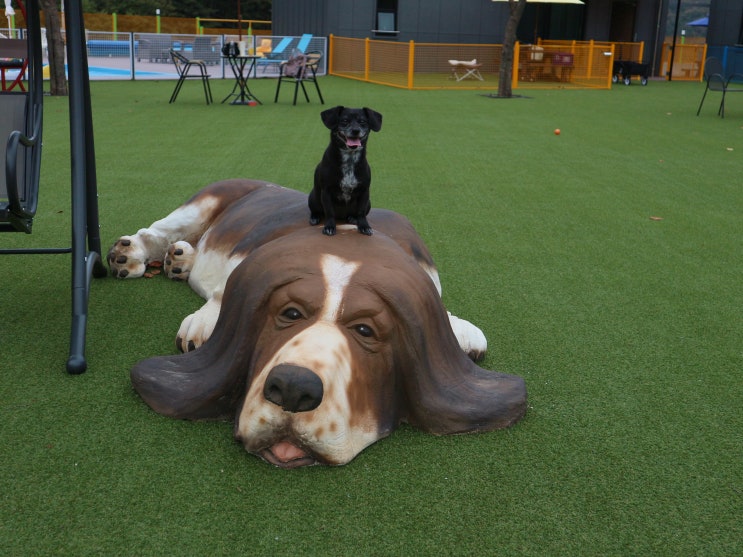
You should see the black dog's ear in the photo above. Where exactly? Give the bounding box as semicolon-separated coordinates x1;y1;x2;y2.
363;108;383;132
321;106;345;130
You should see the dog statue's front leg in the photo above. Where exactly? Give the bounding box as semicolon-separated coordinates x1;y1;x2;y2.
108;201;215;278
107;228;170;278
176;292;223;352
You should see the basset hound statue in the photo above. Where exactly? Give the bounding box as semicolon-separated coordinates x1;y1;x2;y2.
108;179;527;468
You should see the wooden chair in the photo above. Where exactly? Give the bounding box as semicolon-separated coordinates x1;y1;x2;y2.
169;49;213;105
1;0;107;374
274;50;325;105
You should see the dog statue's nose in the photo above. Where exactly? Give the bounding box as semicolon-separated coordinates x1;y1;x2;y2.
263;364;324;413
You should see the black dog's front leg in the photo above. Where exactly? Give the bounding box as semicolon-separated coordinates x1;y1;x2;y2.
320;189;336;236
354;215;372;236
353;188;372;235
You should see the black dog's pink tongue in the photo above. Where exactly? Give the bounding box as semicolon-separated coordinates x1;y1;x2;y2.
345;137;362;148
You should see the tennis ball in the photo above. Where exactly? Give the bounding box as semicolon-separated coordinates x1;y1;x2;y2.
554;128;561;135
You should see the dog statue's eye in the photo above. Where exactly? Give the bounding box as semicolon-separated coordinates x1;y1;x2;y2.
281;307;303;321
354;324;375;338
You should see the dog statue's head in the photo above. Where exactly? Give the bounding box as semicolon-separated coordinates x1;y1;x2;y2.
321;106;382;151
131;227;526;468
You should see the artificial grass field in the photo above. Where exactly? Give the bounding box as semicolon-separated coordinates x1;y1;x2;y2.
1;75;741;555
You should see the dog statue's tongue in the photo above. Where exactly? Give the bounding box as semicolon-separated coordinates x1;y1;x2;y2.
345;137;362;149
263;442;317;467
271;441;307;462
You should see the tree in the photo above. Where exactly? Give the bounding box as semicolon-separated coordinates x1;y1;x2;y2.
38;0;66;95
496;0;526;98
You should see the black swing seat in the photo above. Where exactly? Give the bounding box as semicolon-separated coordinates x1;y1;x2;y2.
1;0;107;374
1;88;42;234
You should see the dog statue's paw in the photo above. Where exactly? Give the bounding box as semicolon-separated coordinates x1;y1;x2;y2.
175;297;221;352
107;235;149;279
164;241;195;282
448;312;488;362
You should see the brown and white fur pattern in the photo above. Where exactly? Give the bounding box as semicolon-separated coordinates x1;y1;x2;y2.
109;180;526;468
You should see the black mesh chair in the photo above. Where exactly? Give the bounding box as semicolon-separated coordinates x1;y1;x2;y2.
274;50;324;105
697;57;743;118
169;49;213;105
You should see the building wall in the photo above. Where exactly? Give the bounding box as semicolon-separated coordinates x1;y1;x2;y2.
272;0;740;61
708;0;743;46
273;0;508;44
272;0;330;36
397;0;505;43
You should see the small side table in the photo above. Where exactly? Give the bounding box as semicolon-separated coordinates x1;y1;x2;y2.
222;55;262;105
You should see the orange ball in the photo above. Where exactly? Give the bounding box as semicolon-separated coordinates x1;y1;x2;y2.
554;128;561;135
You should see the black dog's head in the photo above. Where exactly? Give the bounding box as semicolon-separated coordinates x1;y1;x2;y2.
321;106;383;151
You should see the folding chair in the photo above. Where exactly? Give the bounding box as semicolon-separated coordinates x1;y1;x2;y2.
0;38;29;91
274;50;325;105
169;49;213;105
1;0;107;374
448;59;484;82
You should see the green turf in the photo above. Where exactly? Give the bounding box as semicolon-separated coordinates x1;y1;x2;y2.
1;76;741;556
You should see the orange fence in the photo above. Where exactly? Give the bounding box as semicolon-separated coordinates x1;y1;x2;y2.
660;43;707;81
329;35;617;91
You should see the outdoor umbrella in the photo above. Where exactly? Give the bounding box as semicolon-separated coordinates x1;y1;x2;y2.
686;16;708;27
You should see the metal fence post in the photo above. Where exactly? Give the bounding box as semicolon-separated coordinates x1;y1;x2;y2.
408;40;414;89
365;37;370;82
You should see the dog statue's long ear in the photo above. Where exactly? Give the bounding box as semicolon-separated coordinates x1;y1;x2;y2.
368;251;526;434
320;106;345;130
131;252;278;420
363;108;383;132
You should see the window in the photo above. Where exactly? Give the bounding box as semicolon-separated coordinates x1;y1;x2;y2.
376;0;398;34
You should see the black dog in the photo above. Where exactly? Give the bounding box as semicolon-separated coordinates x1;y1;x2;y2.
309;106;383;236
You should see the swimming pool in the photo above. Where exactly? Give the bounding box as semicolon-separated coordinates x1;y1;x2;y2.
87;65;176;79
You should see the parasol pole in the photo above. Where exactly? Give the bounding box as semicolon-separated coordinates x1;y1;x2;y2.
5;0;15;36
237;1;242;40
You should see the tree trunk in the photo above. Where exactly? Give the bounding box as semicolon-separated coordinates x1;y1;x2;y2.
38;0;67;96
497;0;527;98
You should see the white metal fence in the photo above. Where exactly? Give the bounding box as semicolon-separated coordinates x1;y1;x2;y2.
1;30;327;81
